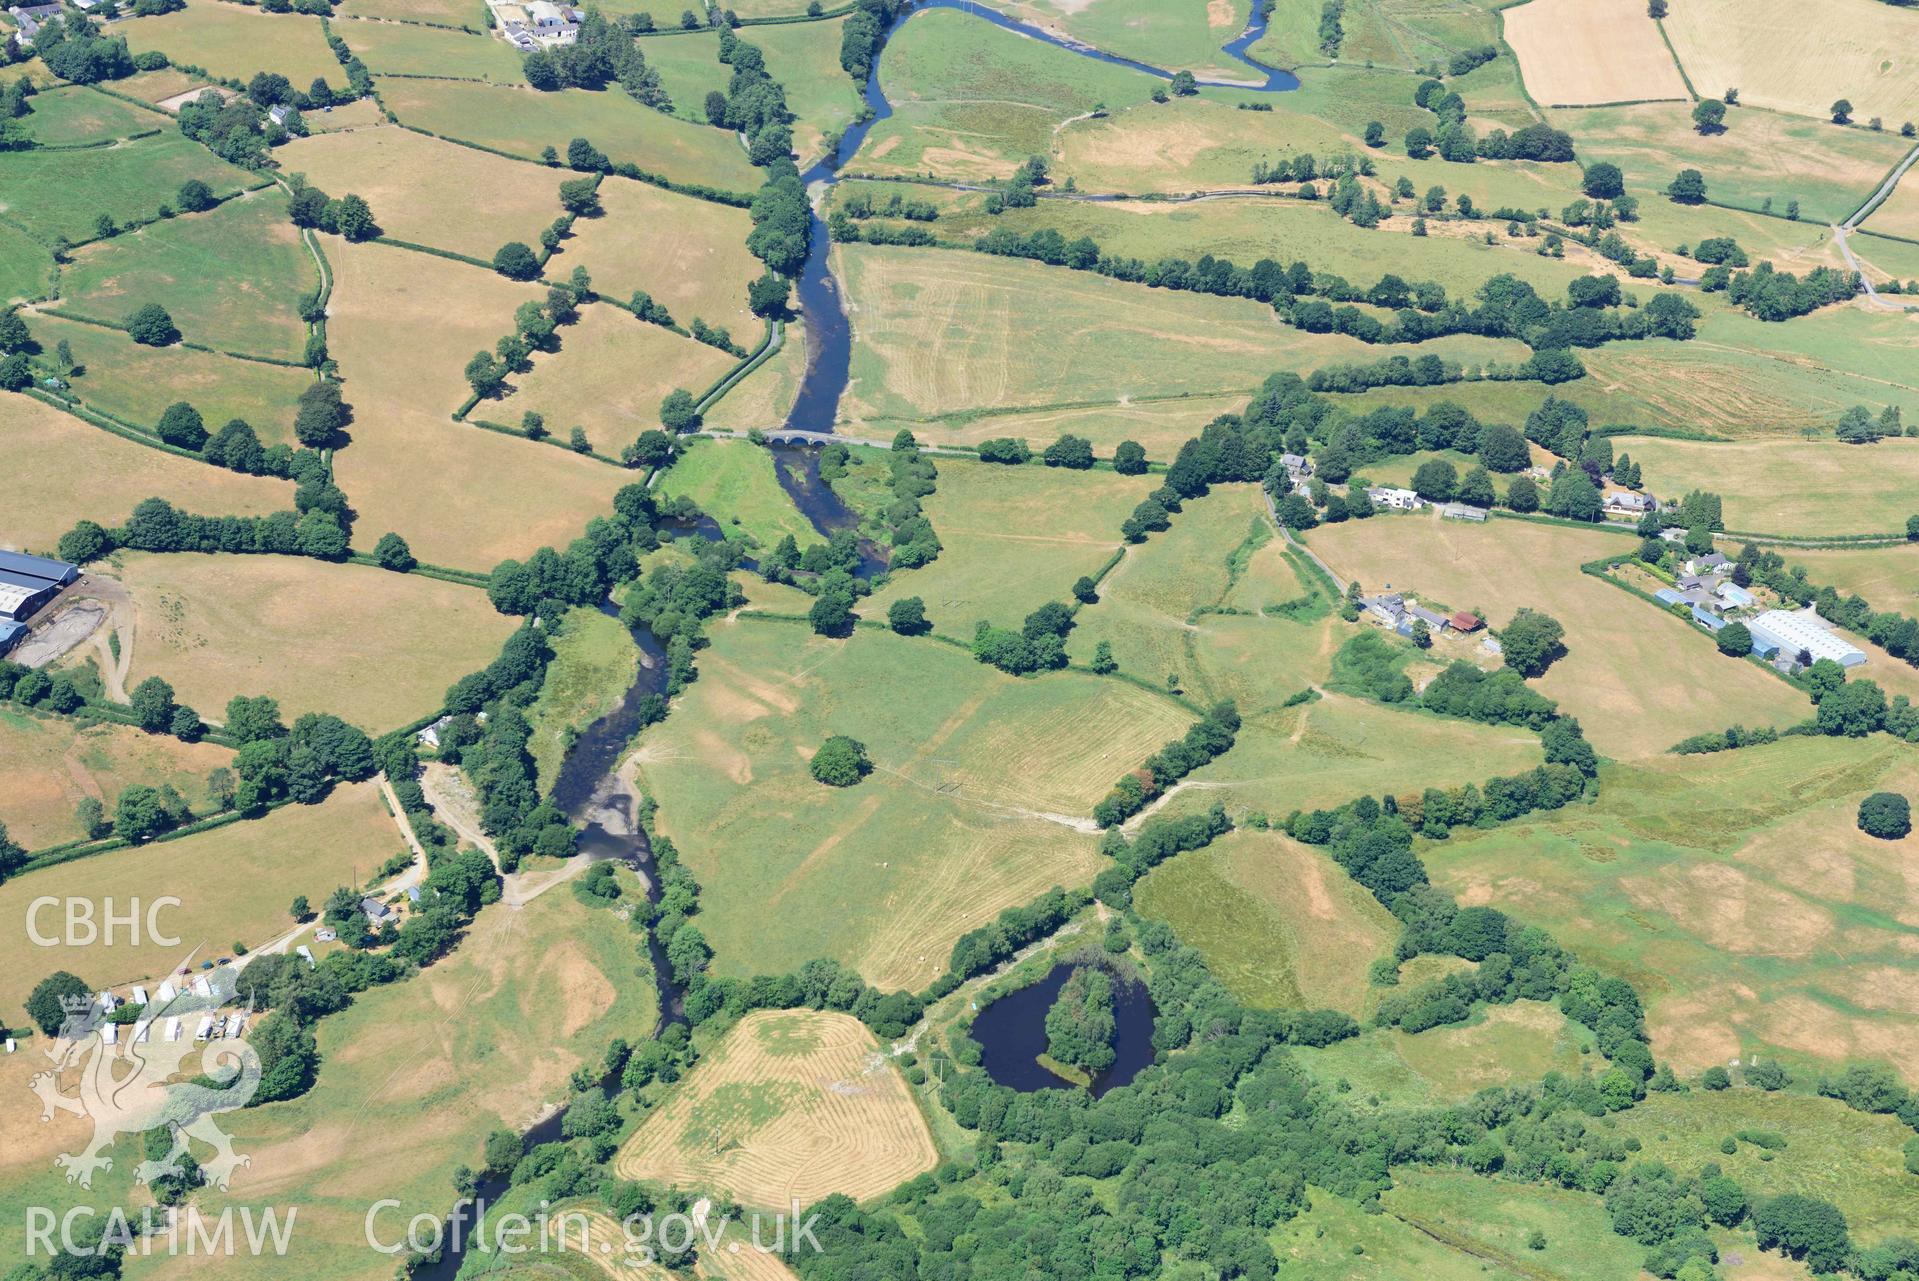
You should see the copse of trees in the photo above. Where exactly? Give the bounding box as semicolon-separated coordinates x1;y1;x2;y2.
1720;261;1859;320
58;496;348;566
521;11;665;103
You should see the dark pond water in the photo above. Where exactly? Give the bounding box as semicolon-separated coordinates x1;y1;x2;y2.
971;962;1157;1096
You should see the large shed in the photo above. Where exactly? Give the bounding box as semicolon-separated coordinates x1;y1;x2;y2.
0;550;79;622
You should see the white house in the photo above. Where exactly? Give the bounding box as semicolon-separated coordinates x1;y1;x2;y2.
1366;486;1421;511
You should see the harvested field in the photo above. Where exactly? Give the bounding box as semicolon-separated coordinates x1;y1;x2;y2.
1502;0;1688;106
1787;543;1919;612
112;551;516;732
0;708;232;851
505;305;739;450
0;780;396;1015
26;312;314;446
858;392;1250;461
57;190;314;360
838;245;1519;423
121;5;341;86
324;238;632;569
1057;94;1348;194
633;619;1165;987
379;77;762;193
0;397;293;550
1423;736;1919;1083
1622;436;1919;537
1135;827;1398;1013
858;456;1154;628
334;17;524;80
0;132;254;246
112;66;206;103
1864;163;1919;242
1308;513;1813;757
278;127;569;262
1662;0;1919;125
615;1010;937;1208
562;176;758;337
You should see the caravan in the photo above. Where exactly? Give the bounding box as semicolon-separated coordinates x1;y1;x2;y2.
193;1016;214;1042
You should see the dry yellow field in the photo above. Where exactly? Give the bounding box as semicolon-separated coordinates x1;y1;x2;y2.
0;780;397;1013
121;3;341;85
112;551;516;731
881;393;1250;460
324;238;634;569
1864;165;1919;242
615;1009;937;1209
0;710;233;851
1503;0;1689;105
562;176;758;337
1663;0;1919;123
1622;436;1919;537
279;126;570;261
0;397;293;550
1787;542;1919;610
1307;516;1809;758
505;304;739;450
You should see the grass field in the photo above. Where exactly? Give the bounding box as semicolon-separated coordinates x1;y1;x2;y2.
505;304;738;452
703;316;806;431
1307;514;1811;757
26;312;314;445
1270;1183;1547;1281
634;617;1185;987
1611;1089;1919;1245
993;0;1250;80
0;396;293;550
525;605;641;792
1555;101;1914;227
1622;436;1919;536
57;190;314;360
112;551;516;732
1863;161;1919;241
615;1009;937;1209
111;65;207;104
379;77;763;193
1503;0;1687;106
655;439;816;550
562;175;757;336
1382;1171;1651;1281
1135;827;1398;1012
0;779;397;1014
334;16;525;80
755;17;866;163
858;455;1153;629
324;238;633;570
1787;542;1919;611
1056;92;1352;193
1299;1001;1595;1106
856;391;1253;460
837;244;1525;424
0;131;254;246
153;882;657;1281
16;84;168;146
855;7;1164;181
1422;735;1919;1082
1662;0;1919;125
280;126;571;262
121;4;342;86
337;0;487;26
0;220;50;304
0;707;233;851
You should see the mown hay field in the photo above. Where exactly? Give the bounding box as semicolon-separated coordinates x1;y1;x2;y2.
27;312;314;445
1788;542;1919;610
0;779;396;1015
57;189;314;360
112;551;517;732
1863;165;1919;242
1422;736;1919;1083
379;78;763;193
0;707;232;851
525;605;640;792
858;455;1154;629
1135;827;1398;1013
505;305;738;450
632;619;1180;987
1307;514;1811;757
279;126;570;262
615;1010;937;1208
334;16;525;81
0;131;255;245
857;392;1251;461
1055;93;1351;194
854;7;1163;181
1622;436;1919;537
337;0;486;26
121;4;342;86
564;175;758;337
1297;1002;1595;1107
837;245;1525;424
323;238;633;569
1554;101;1914;226
149;884;658;1281
1662;0;1919;125
655;439;816;551
0;397;293;550
1502;0;1687;106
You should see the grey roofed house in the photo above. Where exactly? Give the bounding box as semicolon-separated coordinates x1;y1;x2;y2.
1605;491;1653;512
9;2;63;18
1439;502;1489;522
1676;574;1710;591
1279;453;1313;475
1693;552;1730;572
361;897;393;922
1679;587;1718;609
1360;592;1404;622
1407;605;1449;630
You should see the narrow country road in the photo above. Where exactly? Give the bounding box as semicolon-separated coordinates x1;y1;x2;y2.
1834;139;1919;306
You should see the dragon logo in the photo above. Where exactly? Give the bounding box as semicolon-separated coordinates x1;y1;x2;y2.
29;962;262;1191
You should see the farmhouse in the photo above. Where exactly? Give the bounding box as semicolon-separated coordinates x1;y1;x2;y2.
1603;490;1655;517
1686;552;1730;576
1745;609;1866;667
0;549;79;622
1366;486;1422;511
361;897;393;923
524;0;580;41
1361;591;1405;624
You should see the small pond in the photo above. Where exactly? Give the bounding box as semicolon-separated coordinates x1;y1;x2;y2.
971;962;1157;1097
